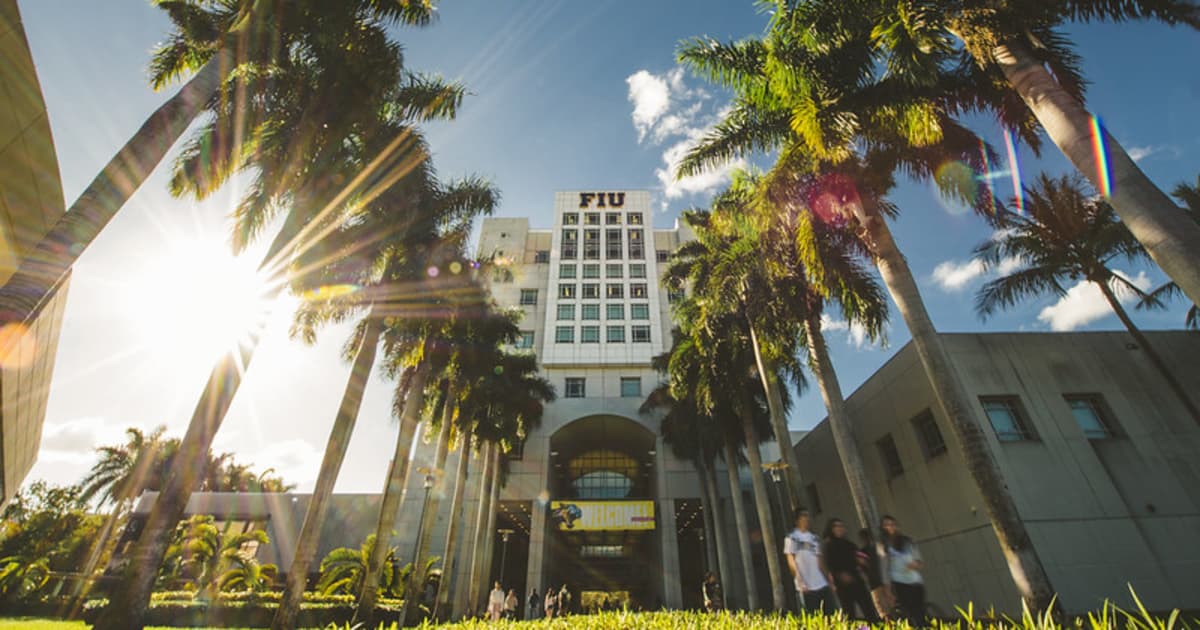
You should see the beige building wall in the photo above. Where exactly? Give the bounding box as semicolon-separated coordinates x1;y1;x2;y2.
0;0;71;506
794;331;1200;615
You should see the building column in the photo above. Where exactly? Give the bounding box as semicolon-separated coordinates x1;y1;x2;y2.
525;436;550;599
656;441;682;608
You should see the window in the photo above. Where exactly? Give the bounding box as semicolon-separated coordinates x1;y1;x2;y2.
559;264;577;279
606;213;621;225
606;229;622;259
655;250;670;262
629;229;644;259
534;250;550;263
582;283;599;299
555;326;574;343
629;264;646;279
581;304;600;320
606;304;624;320
628;212;643;225
980;396;1037;442
516;331;535;349
508;439;524;461
620;377;642;398
630;304;650;320
607;326;626;343
911;410;947;459
563;213;579;225
806;483;823;515
1065;395;1119;439
631;325;651;343
559;284;576;299
561;229;577;259
667;287;685;303
606;264;623;278
581;325;600;343
585;212;601;226
877;434;904;479
519;289;538;306
630;283;647;298
565;377;586;398
606;284;624;299
584;229;600;259
582;264;600;279
557;304;575;320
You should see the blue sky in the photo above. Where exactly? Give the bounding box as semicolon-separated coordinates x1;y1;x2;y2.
17;0;1198;493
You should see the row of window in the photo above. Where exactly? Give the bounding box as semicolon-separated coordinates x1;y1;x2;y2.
558;303;651;321
563;212;644;226
561;228;644;260
563;377;642;398
876;394;1121;480
559;263;647;279
518;287;683;306
555;325;652;344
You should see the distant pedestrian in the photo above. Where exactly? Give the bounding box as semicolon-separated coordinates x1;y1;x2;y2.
859;527;893;620
881;515;926;626
487;581;505;621
823;518;878;621
558;584;573;616
529;588;542;620
543;586;557;619
504;589;519;619
702;571;724;611
784;507;834;614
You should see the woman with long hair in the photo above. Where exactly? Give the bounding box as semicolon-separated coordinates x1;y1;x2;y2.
880;515;925;626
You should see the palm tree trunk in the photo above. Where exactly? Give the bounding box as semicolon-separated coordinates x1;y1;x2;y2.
738;408;787;612
400;381;457;623
747;323;803;512
477;446;501;609
353;360;431;625
803;314;880;530
94;211;304;630
694;460;720;581
464;441;494;616
1095;280;1200;424
272;315;382;630
991;40;1200;307
699;459;733;607
0;48;231;327
853;204;1055;613
722;440;759;610
435;434;473;619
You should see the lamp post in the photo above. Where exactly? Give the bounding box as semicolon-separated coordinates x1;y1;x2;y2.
497;528;514;587
400;467;438;625
762;461;789;532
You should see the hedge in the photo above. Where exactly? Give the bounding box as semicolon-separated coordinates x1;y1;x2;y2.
80;597;407;628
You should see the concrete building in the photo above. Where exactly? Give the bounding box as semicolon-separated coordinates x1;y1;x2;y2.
793;331;1200;615
0;0;72;508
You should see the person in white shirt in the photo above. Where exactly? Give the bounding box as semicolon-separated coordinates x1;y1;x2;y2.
783;507;835;614
881;515;925;626
487;581;505;621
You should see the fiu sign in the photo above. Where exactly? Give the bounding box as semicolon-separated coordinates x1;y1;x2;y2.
579;192;626;208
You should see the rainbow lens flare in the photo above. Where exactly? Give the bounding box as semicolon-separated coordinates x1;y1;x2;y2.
1003;129;1024;214
1090;115;1113;198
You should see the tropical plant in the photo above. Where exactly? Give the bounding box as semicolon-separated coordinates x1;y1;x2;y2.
0;555;50;601
976;173;1200;424
0;481;102;601
1139;175;1200;329
676;2;1056;612
215;551;278;594
316;535;400;598
97;4;466;628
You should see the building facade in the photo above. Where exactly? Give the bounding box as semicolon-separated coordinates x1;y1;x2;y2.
793;331;1200;615
0;0;72;508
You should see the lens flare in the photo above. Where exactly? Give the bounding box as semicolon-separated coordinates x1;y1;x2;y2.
1003;129;1024;214
449;261;463;275
0;323;37;368
1090;115;1113;198
806;172;858;226
301;284;361;301
933;160;976;215
427;266;440;278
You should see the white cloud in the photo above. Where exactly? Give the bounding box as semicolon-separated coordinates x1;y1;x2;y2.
1127;146;1157;162
249;439;322;490
996;256;1025;276
819;314;872;349
931;259;987;292
655;132;747;202
1037;270;1152;331
626;70;671;142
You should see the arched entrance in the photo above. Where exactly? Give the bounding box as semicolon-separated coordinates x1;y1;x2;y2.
541;415;660;611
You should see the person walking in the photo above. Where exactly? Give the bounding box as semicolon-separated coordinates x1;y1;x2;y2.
859;527;892;621
784;507;835;614
504;588;519;620
543;585;557;619
528;588;542;620
823;518;878;621
701;571;724;612
881;515;926;626
558;583;573;616
487;581;505;621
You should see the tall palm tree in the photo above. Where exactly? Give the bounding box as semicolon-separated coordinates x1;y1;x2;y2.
272;169;497;630
976;173;1200;424
676;4;1057;612
1140;176;1200;329
96;10;467;629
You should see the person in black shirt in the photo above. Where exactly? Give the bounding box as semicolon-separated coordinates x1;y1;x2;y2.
823;518;879;622
702;571;724;611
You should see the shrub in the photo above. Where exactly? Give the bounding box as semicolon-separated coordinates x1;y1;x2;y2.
81;596;404;628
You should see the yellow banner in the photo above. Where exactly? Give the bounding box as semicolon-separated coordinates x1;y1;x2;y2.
549;501;655;531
